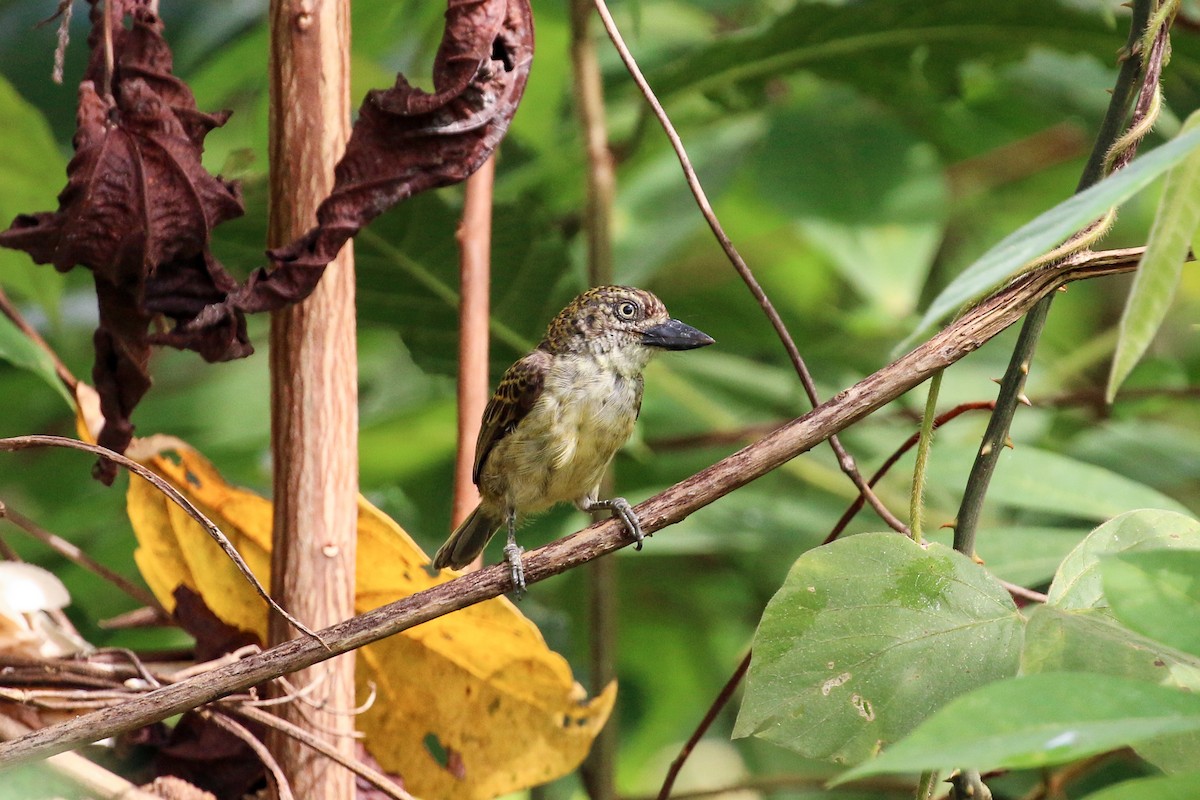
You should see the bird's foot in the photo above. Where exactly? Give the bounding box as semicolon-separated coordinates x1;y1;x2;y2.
503;540;527;597
587;496;644;550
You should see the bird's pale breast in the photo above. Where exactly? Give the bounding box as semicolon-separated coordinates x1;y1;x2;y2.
477;352;642;515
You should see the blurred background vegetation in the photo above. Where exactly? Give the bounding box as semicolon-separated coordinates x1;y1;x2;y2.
1;0;1198;797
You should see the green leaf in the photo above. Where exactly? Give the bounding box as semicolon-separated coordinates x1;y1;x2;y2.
734;533;1022;765
926;446;1192;523
1048;510;1200;609
1079;773;1200;800
0;311;70;406
1103;550;1200;658
1108;111;1200;401
1020;606;1200;775
900;122;1200;351
837;672;1200;780
650;0;1130;105
1021;606;1200;692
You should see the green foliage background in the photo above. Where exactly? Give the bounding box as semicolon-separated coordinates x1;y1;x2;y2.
0;0;1199;797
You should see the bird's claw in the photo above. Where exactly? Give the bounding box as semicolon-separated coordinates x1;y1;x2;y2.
503;541;526;597
610;497;644;551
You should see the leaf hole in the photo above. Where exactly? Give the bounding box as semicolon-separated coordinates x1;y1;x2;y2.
424;732;449;768
491;38;514;72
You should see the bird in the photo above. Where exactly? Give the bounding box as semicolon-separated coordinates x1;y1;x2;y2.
433;285;714;592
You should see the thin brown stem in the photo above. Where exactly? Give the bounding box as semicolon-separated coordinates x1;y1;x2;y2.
590;0;908;535
657;651;750;800
571;0;620;796
0;501;165;615
225;703;416;800
203;709;295;800
0;435;320;644
824;402;996;545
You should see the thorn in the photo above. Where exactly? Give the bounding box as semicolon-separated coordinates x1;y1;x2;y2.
972;553;986;566
1003;436;1015;450
990;377;1002;385
1019;361;1030;375
1017;393;1032;406
940;519;957;530
1057;285;1069;293
980;442;993;457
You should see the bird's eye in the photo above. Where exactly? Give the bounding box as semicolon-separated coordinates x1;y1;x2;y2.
617;301;638;319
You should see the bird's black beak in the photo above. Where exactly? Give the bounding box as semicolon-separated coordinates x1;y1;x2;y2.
641;318;715;351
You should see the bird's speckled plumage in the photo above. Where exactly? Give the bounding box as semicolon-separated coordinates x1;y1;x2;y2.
433;286;713;588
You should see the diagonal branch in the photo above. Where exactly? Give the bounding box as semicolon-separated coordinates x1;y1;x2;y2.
590;0;909;535
0;247;1151;767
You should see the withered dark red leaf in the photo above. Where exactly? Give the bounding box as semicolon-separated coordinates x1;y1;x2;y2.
0;1;246;482
230;0;533;312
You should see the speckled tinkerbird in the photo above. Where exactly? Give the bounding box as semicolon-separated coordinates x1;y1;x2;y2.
433;286;714;592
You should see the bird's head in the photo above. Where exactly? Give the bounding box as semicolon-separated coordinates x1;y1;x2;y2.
540;286;714;367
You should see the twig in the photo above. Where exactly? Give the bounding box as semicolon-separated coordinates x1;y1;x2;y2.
996;579;1048;605
223;703;416;800
590;0;908;535
656;651;750;800
0;500;166;616
202;709;294;800
823;402;996;545
0;715;161;800
0;435;322;646
0;250;1152;765
34;0;76;86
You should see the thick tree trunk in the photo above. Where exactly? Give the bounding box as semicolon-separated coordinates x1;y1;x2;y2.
266;1;357;798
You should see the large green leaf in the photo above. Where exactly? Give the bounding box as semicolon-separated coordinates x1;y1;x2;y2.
1103;550;1200;659
1080;773;1200;800
838;672;1200;780
1047;510;1200;609
1019;605;1200;773
1021;606;1200;692
901;122;1200;350
1108;111;1200;401
734;533;1023;764
649;0;1127;104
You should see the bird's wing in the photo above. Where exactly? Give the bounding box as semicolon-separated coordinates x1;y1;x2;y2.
473;349;550;485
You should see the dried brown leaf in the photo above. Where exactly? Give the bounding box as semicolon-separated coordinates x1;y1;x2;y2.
220;0;533;316
0;1;246;481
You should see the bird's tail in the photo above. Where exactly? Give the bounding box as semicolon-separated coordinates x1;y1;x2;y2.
433;505;503;570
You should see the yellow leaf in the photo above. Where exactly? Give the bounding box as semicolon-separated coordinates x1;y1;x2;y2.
124;440;614;799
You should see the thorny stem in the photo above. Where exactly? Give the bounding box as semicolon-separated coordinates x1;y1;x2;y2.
909;371;942;545
591;0;909;536
953;0;1162;558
